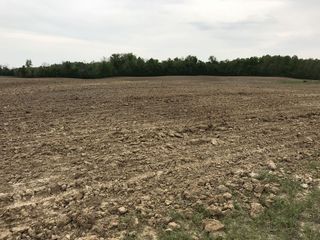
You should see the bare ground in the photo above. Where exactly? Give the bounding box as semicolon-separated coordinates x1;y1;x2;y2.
0;76;319;239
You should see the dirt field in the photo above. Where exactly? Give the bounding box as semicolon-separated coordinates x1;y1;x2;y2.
1;76;319;239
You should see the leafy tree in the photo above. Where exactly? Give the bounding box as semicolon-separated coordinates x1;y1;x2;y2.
1;54;320;80
25;59;32;68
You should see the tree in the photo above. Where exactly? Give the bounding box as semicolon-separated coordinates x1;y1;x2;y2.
1;54;320;80
209;56;217;63
25;59;32;68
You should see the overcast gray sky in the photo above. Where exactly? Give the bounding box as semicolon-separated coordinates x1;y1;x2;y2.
1;0;319;67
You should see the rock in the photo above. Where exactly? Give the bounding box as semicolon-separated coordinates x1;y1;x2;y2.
301;183;308;189
223;202;234;211
268;185;280;194
168;222;180;230
57;214;71;227
0;230;11;240
211;138;218;146
110;218;119;228
27;228;36;238
76;235;99;240
233;169;245;177
223;192;232;200
214;195;225;203
118;207;128;214
174;133;183;138
306;137;313;142
203;219;225;232
140;227;157;240
128;231;137;237
188;138;211;145
0;193;11;204
207;205;223;217
156;171;164;177
267;160;277;170
249;172;259;178
254;184;265;194
11;225;29;234
265;194;276;207
217;185;229;193
166;144;174;149
243;182;253;192
250;202;264;217
210;231;226;239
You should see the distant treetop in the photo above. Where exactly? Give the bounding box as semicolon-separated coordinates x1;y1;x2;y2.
1;54;319;80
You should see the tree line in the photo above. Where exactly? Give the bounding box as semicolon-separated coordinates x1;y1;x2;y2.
1;54;320;80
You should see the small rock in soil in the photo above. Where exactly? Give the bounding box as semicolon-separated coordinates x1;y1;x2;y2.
211;138;219;145
250;202;264;218
118;207;128;214
267;160;277;170
168;222;180;230
223;192;232;200
203;219;225;233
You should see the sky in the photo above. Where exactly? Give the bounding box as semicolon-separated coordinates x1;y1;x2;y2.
0;0;319;67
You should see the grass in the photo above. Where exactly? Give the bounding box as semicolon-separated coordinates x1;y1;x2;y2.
160;172;320;240
159;230;194;240
280;79;320;84
159;205;213;240
223;173;320;240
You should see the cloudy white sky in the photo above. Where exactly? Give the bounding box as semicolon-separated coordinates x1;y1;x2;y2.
0;0;319;67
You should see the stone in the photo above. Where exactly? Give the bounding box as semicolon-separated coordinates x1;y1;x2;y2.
168;222;180;229
249;172;259;178
250;202;264;217
76;235;99;240
269;185;280;194
57;214;71;227
133;217;139;227
254;184;265;194
210;231;226;239
217;185;229;193
306;137;313;142
110;218;119;228
140;227;157;240
223;202;234;211
11;225;29;233
174;133;184;138
0;193;11;203
301;183;308;189
223;192;232;200
265;194;276;207
27;228;36;238
243;182;254;192
211;138;218;145
207;205;223;216
267;160;277;170
203;219;225;232
118;207;128;214
0;230;11;240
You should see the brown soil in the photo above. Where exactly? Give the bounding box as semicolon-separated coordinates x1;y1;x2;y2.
0;76;319;239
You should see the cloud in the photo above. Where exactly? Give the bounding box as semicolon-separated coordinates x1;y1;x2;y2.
0;0;319;67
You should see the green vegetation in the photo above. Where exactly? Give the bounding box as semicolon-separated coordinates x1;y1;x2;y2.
1;54;320;80
158;173;320;240
224;189;320;240
223;172;320;239
159;230;194;240
280;79;320;84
